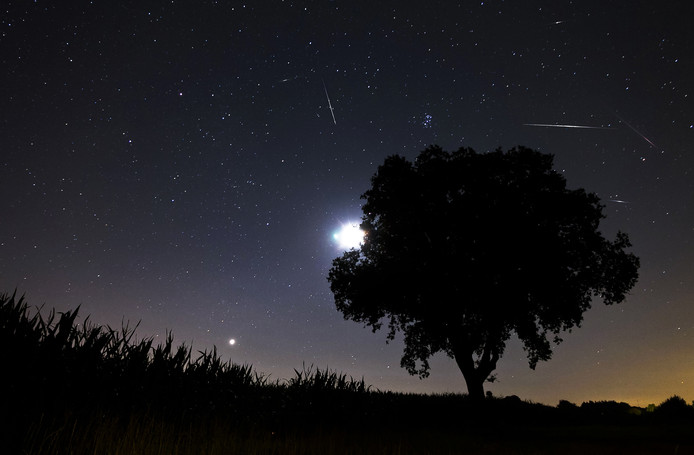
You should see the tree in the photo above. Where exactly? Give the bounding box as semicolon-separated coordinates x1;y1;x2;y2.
328;145;639;400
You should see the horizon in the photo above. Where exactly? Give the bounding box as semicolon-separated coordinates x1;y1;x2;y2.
6;289;687;409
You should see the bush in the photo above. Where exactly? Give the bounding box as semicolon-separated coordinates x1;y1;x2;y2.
654;395;694;421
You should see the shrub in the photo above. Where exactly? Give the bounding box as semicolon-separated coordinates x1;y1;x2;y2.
654;395;694;421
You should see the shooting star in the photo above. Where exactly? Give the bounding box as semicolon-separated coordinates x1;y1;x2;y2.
524;123;612;130
615;113;658;148
608;199;630;204
322;79;337;125
278;75;302;83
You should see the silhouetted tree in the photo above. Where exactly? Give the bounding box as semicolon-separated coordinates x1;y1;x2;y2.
654;395;694;421
328;146;639;400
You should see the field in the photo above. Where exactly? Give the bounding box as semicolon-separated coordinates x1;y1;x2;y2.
2;291;693;454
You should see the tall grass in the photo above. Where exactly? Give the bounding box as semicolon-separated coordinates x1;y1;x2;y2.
288;362;371;393
3;291;694;454
1;291;269;415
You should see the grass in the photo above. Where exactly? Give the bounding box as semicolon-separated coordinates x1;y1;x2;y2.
2;290;694;454
20;415;693;455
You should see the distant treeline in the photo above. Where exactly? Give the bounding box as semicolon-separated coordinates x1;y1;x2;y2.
2;291;693;455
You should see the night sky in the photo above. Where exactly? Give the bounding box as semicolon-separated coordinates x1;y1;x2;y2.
2;1;693;406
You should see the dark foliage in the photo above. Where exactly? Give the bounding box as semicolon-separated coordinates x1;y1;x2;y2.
0;291;269;449
328;145;640;399
578;400;638;424
2;292;694;454
654;395;694;421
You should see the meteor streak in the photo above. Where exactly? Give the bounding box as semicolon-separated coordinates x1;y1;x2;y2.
322;79;336;125
524;123;612;130
615;113;657;148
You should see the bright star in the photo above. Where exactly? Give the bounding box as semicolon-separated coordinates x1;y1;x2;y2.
333;222;365;250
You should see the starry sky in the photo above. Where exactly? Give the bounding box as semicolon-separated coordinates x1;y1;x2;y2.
2;1;693;406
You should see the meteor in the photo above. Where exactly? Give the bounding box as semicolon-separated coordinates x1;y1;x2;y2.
524;123;612;130
322;79;337;125
615;113;658;148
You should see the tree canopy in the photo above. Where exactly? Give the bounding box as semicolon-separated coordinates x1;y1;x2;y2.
328;145;640;400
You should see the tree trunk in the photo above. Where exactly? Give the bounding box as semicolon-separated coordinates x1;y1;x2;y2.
450;337;499;401
462;371;486;401
453;350;486;401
